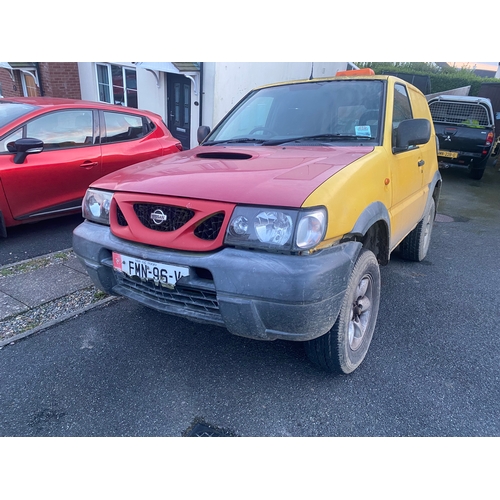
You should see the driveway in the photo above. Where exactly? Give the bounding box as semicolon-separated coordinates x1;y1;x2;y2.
0;160;499;437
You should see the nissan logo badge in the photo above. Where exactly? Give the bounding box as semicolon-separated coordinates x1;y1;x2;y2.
151;209;167;225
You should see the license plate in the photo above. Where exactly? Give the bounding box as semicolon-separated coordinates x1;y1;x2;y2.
112;252;189;287
438;150;458;159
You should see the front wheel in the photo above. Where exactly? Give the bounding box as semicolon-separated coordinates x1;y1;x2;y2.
305;249;381;374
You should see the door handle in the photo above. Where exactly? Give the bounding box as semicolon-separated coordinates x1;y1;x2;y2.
418;160;425;167
80;161;98;169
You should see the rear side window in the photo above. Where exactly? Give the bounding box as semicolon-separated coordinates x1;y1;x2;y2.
26;110;94;150
102;112;148;144
429;101;491;127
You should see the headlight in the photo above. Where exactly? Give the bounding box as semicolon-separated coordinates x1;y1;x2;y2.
296;210;327;248
82;188;113;225
225;206;327;252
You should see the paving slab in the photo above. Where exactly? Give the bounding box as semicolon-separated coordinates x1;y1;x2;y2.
0;264;92;308
62;253;87;273
0;291;29;321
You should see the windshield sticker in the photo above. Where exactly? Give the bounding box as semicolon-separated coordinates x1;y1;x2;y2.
355;125;371;137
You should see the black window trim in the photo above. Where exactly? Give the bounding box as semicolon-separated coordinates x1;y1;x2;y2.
99;109;155;145
0;108;99;153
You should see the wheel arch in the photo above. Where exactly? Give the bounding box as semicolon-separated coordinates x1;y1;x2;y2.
341;201;391;266
428;169;443;216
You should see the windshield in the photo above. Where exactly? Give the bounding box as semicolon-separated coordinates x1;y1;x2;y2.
205;80;385;146
0;101;38;129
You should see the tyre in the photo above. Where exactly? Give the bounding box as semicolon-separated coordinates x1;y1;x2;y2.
398;197;435;262
0;210;6;238
469;158;488;180
305;249;381;374
469;167;486;180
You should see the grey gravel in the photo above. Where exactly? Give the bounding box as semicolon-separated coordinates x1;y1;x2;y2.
0;250;110;343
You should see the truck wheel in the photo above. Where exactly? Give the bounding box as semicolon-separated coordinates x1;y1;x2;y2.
305;249;381;374
398;197;435;262
469;158;488;180
469;167;486;180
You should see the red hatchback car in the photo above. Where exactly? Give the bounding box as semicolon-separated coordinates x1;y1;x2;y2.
0;97;182;237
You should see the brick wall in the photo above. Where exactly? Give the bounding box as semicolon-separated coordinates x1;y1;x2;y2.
38;62;82;99
0;68;26;98
0;63;82;99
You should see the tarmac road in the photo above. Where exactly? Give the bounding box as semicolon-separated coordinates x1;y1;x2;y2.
0;213;83;266
0;161;499;437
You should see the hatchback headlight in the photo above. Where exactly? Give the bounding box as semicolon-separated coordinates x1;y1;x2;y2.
225;206;327;252
82;188;113;225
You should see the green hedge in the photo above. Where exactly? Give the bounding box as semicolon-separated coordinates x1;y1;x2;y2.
355;62;496;95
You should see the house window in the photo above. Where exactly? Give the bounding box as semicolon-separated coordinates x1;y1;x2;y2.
96;64;137;108
20;69;39;97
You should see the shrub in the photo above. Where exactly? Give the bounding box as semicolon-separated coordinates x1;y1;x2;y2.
355;62;496;96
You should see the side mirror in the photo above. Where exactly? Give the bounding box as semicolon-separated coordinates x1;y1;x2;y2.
394;119;431;153
197;125;211;144
12;137;44;164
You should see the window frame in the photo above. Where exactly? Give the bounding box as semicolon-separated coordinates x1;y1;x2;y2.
96;63;138;108
99;109;154;145
392;83;414;151
21;70;39;97
0;109;98;153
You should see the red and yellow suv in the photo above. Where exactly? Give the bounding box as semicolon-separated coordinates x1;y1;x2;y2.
0;97;182;236
73;70;442;374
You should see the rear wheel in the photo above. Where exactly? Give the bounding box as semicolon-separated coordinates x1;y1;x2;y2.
399;197;435;262
469;166;486;180
469;159;487;180
305;249;381;374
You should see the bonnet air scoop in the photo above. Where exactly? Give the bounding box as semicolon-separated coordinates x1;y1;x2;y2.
196;151;253;160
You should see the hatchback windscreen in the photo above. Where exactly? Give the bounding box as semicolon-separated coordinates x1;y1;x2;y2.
205;80;385;146
0;101;38;129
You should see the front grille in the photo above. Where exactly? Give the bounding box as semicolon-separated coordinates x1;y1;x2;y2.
114;272;220;315
117;206;128;226
134;204;195;232
194;212;224;240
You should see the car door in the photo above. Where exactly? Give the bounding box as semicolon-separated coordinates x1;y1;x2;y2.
388;83;427;246
0;108;102;221
99;110;163;176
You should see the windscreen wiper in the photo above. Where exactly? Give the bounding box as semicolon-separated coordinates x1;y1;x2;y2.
262;134;375;146
203;138;266;146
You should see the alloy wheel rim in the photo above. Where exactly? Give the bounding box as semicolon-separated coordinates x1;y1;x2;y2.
422;204;435;255
348;274;373;351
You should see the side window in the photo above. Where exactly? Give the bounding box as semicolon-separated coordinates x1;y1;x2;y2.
0;129;23;153
102;112;146;144
392;84;413;148
25;110;93;149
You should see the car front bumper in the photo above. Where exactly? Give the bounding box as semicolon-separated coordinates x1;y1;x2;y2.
73;221;362;341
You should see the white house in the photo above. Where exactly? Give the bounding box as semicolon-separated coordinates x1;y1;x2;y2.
77;62;351;150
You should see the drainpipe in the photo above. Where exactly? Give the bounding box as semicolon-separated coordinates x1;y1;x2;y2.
199;62;204;127
35;62;44;96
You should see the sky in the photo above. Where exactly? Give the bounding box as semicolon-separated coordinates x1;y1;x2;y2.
1;4;498;64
